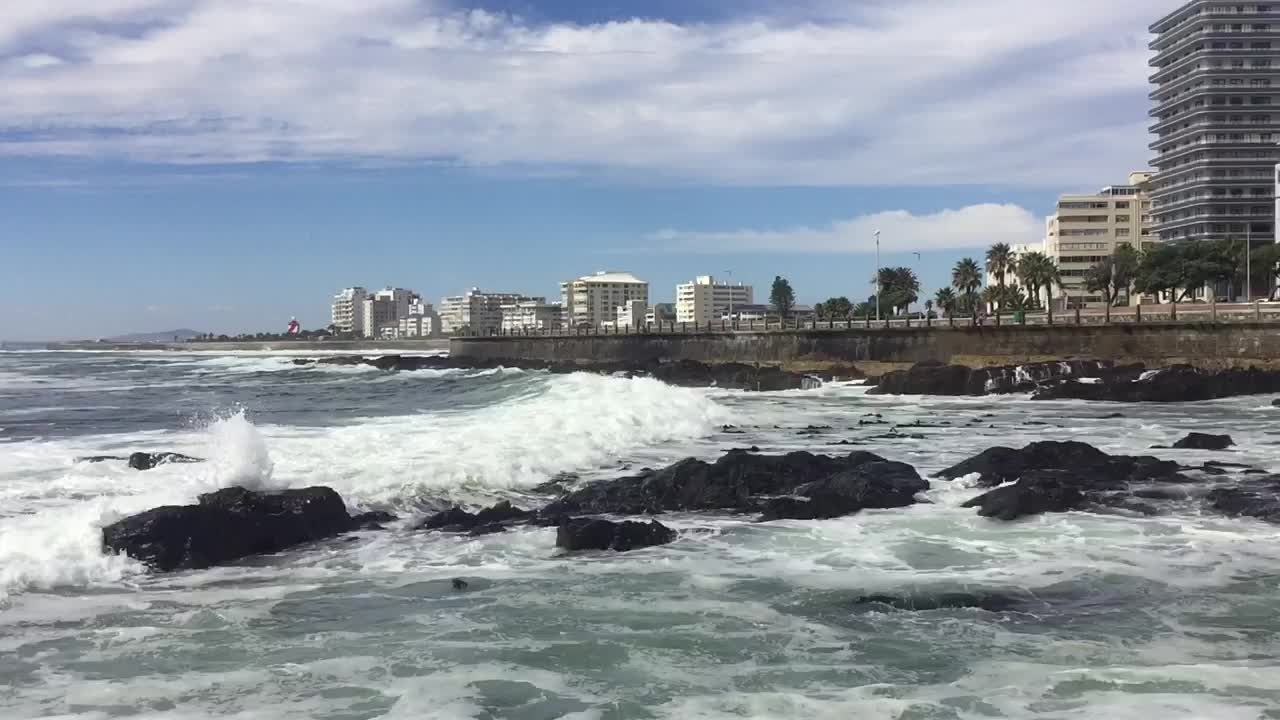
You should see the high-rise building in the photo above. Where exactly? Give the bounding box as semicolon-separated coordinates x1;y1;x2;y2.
438;289;540;335
559;272;649;328
331;287;368;335
361;287;414;338
500;300;562;332
675;275;754;324
1043;172;1155;308
1149;2;1280;254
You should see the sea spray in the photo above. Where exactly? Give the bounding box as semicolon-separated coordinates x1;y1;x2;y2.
203;409;276;491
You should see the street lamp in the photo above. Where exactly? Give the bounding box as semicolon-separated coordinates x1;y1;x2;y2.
874;230;881;322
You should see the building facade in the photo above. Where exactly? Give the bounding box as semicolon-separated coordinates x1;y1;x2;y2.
675;275;754;324
361;287;414;338
331;287;368;335
499;300;561;333
559;272;649;328
646;303;677;326
439;289;539;335
1043;172;1156;308
1149;1;1280;256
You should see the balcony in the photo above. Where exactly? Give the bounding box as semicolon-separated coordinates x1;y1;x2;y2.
1150;119;1280;148
1151;70;1279;101
1152;27;1280;64
1151;193;1273;213
1150;86;1280;117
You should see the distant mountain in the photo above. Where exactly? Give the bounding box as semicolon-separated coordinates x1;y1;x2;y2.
104;329;204;343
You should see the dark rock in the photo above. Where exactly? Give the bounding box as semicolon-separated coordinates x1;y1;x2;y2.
961;470;1091;520
939;441;1199;521
127;452;203;471
102;486;358;571
1171;432;1235;451
416;501;533;533
541;450;926;518
759;461;927;521
868;360;1119;397
852;591;1034;613
1034;365;1280;403
350;510;397;530
1208;477;1280;523
724;446;761;453
76;455;128;464
555;518;677;552
1100;413;1126;419
452;578;469;591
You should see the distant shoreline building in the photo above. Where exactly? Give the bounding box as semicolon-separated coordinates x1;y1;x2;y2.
439;288;540;335
1044;172;1155;308
331;287;368;335
500;299;561;333
560;271;649;329
675;275;753;324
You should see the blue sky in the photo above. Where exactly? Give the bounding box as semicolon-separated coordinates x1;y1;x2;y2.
0;0;1168;340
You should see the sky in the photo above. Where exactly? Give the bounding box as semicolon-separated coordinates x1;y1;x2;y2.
0;0;1171;340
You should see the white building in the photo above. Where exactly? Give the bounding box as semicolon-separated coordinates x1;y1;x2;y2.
361;287;414;339
439;288;539;335
331;287;368;335
721;304;772;323
500;300;561;333
614;300;647;329
560;271;649;328
398;315;436;337
676;275;753;324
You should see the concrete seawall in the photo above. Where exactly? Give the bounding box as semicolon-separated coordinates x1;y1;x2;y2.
450;324;1280;371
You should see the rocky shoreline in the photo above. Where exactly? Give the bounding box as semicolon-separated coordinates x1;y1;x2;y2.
295;355;832;391
869;360;1280;402
103;435;1280;574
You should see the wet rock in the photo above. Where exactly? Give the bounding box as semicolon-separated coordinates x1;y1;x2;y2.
868;360;1119;397
1208;477;1280;523
416;500;534;534
851;591;1035;613
1171;433;1235;451
758;461;927;521
939;441;1200;521
961;470;1092;520
102;486;358;571
1034;365;1280;403
76;455;129;464
350;510;398;530
541;450;926;518
127;452;203;471
451;578;469;591
555;518;677;552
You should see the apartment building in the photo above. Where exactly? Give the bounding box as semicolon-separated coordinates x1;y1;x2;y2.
559;271;649;328
438;289;539;335
499;300;561;333
1043;172;1155;308
646;303;676;326
675;276;754;324
1149;1;1280;257
361;287;414;338
330;287;368;335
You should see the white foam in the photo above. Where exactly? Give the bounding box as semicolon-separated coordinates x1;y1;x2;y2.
202;410;276;491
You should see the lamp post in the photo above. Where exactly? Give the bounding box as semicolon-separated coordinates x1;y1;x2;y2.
1247;226;1253;304
874;230;882;322
724;269;734;329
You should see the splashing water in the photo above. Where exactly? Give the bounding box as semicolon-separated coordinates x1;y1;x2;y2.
202;409;276;492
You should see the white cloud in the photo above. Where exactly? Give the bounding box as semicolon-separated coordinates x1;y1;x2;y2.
0;0;1166;186
652;203;1042;254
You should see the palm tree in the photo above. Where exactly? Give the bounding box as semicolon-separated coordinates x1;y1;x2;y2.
924;298;934;318
985;243;1013;310
934;287;958;324
951;257;983;319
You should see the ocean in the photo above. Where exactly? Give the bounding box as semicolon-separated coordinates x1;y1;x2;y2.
2;350;1279;719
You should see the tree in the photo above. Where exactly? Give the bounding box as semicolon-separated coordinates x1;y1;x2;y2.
1113;244;1141;304
877;267;920;315
934;287;958;320
815;296;853;320
985;243;1014;306
951;258;983;319
770;276;796;319
1084;259;1118;323
1135;242;1192;319
924;298;934;318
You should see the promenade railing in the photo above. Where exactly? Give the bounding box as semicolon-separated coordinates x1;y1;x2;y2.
459;301;1280;338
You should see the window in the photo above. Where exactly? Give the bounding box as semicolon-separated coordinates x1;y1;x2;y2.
1115;201;1130;209
1116;215;1131;222
1117;228;1132;237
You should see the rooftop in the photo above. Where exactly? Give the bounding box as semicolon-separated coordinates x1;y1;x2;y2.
573;271;647;284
